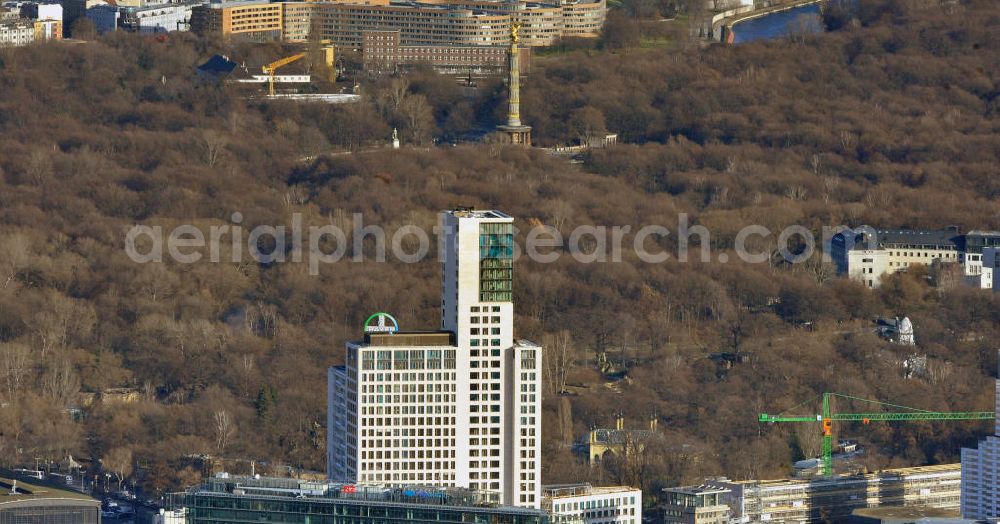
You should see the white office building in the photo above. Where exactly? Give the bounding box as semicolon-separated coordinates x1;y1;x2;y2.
329;209;542;508
961;358;1000;520
543;484;642;524
130;3;192;33
960;231;1000;284
831;228;1000;289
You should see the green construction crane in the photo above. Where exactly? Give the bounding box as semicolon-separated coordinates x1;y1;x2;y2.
759;392;993;476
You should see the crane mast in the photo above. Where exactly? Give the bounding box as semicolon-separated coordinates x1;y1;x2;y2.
260;43;335;97
262;53;307;97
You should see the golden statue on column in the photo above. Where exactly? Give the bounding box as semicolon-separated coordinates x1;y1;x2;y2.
496;21;531;145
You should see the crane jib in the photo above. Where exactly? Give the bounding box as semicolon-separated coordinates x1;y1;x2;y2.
758;393;993;477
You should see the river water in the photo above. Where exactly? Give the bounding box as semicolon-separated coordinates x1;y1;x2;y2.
732;2;824;43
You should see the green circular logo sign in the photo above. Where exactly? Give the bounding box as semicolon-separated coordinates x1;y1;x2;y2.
364;312;399;334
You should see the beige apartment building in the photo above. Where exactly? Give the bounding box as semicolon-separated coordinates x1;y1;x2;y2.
560;0;605;37
191;0;284;41
361;29;529;74
194;0;605;47
309;2;511;47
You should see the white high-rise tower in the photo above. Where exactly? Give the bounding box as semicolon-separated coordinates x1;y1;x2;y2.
961;354;1000;520
328;209;542;508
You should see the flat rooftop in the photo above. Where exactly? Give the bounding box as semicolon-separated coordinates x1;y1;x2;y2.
398;1;461;8
876;229;960;247
543;483;638;498
880;463;962;476
360;331;456;347
204;0;275;8
881;463;960;473
446;209;511;219
0;477;97;506
726;463;961;487
852;506;960;519
183;475;543;515
663;485;731;496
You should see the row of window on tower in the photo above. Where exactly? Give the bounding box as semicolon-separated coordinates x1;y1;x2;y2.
361;415;456;427
361;426;454;438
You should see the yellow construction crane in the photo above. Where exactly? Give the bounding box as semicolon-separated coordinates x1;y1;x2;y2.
262;53;306;96
261;44;335;96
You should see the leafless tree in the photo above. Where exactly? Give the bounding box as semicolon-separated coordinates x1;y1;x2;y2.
214;410;236;455
865;188;893;209
483;132;506;158
246;302;279;339
839;130;858;151
241;354;256;398
42;357;80;408
542;330;573;396
201;130;228;167
382;78;410;113
930;260;964;292
0;233;31;289
785;184;808;201
26;149;54;185
103;447;133;491
604;432;655;491
26;293;96;360
0;342;33;402
548;200;573;233
794;424;823;460
786;13;820;44
399;94;434;144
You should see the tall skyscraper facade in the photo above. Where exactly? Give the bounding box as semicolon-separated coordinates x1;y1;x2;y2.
961;357;1000;520
329;209;542;508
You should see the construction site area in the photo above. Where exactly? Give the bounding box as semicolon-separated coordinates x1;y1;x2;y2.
663;379;998;524
195;41;361;103
692;464;961;523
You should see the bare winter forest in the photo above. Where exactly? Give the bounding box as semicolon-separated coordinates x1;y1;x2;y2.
0;0;998;503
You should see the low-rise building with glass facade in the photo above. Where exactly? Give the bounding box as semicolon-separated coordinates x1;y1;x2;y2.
662;485;731;524
0;475;101;524
542;484;642;524
167;473;549;524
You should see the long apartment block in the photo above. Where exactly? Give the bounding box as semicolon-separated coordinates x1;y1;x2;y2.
191;0;605;46
831;227;1000;288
